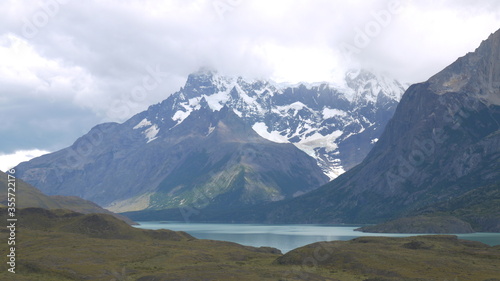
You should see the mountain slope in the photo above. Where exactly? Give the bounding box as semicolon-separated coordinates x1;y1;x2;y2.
16;107;328;213
252;29;500;225
0;170;134;224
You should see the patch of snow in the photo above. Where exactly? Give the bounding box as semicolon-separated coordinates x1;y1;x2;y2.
187;98;201;109
239;89;257;104
276;101;307;113
253;86;277;96
293;130;343;157
232;108;242;117
322;108;347;119
324;165;346;180
371;138;379;144
252;122;289;143
204;91;230;111
144;124;159;143
172;110;191;124
207;124;215;136
133;118;152;129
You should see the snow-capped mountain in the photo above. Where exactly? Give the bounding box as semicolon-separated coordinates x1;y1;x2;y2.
228;29;500;226
145;68;406;179
15;68;405;213
15;105;329;213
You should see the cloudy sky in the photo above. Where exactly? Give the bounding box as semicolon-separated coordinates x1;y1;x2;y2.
1;0;499;171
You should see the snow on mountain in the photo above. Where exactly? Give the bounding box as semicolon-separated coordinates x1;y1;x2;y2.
133;118;152;129
252;122;289;143
134;69;407;179
133;118;159;143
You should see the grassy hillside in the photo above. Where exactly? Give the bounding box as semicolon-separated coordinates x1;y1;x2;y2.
277;235;500;280
0;171;135;224
1;207;500;280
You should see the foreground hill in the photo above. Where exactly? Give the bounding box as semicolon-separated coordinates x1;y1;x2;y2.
277;235;500;280
0;171;134;224
2;207;499;280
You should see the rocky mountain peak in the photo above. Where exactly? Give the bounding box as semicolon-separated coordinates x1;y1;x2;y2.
159;69;406;179
428;29;500;105
345;69;405;104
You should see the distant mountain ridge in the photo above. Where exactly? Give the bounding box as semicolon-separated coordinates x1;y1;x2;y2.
159;68;405;178
15;68;404;213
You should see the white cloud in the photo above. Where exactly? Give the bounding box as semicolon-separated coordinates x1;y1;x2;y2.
0;0;499;154
0;149;50;172
0;33;93;101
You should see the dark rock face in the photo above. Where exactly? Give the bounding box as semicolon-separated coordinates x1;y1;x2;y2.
356;216;475;234
252;29;500;226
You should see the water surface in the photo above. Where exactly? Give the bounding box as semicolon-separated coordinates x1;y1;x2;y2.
136;222;500;253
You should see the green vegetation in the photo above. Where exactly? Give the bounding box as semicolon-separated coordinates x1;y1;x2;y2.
1;208;285;281
2;207;500;280
419;182;500;232
356;215;475;233
277;235;500;281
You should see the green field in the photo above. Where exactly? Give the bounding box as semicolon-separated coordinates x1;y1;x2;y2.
1;208;499;280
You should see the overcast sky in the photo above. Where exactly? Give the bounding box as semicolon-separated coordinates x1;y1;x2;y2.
1;0;499;171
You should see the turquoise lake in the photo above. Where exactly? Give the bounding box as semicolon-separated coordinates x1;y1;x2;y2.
135;222;500;253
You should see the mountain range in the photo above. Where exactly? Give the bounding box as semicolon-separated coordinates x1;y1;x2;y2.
15;68;405;213
14;25;499;233
126;29;500;233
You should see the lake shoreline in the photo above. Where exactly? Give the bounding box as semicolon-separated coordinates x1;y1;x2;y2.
134;221;500;253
